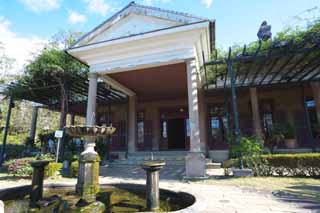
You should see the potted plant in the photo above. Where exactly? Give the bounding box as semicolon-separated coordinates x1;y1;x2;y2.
268;132;284;153
283;123;297;149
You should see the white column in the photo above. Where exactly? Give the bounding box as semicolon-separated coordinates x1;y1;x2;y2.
187;60;201;152
198;88;208;153
250;88;263;140
128;95;137;153
85;73;98;153
86;73;98;126
185;59;206;178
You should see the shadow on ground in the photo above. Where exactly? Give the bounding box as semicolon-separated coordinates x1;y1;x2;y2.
100;165;184;181
273;183;320;210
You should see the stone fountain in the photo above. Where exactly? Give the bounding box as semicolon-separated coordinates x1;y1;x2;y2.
64;125;116;212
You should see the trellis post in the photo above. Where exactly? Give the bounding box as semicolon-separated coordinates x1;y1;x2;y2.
0;94;14;166
227;48;242;168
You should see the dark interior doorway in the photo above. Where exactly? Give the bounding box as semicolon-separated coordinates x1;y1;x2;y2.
167;119;186;150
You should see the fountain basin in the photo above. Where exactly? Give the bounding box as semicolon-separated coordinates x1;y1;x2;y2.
64;125;116;137
0;183;195;212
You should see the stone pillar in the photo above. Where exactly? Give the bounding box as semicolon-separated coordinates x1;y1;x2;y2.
311;82;320;123
152;107;160;151
128;95;137;153
29;160;50;208
198;88;208;153
141;162;165;211
29;106;39;144
86;73;98;126
249;88;263;140
185;59;206;178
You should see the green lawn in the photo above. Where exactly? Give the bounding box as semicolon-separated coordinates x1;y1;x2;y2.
203;177;320;202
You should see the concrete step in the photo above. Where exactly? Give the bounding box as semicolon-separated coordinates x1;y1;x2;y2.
127;151;189;156
107;158;215;167
108;159;186;166
206;162;222;169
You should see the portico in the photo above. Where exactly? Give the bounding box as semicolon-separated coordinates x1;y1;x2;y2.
67;2;214;178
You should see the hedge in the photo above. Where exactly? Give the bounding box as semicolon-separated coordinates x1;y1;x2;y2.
223;153;320;177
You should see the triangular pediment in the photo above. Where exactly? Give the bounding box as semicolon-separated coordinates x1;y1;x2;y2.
71;2;209;48
90;13;181;44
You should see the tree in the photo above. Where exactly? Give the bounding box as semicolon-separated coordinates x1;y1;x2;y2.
12;31;88;129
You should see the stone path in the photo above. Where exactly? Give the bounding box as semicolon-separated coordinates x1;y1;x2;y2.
100;165;320;213
1;165;320;212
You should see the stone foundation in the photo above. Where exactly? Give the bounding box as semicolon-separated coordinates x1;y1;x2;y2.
185;152;206;179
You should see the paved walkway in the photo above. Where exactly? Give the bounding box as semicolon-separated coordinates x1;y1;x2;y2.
100;165;320;213
1;165;320;212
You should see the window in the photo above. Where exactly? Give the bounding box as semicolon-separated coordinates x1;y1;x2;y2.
137;112;144;144
260;100;274;137
162;121;167;138
305;98;319;137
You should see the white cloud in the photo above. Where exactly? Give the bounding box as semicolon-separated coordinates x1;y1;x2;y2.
142;0;171;6
83;0;110;16
0;17;46;76
68;10;87;24
201;0;213;8
18;0;61;12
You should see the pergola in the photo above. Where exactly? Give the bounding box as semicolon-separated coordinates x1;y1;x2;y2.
203;34;320;91
3;74;127;116
0;72;127;165
203;24;320;167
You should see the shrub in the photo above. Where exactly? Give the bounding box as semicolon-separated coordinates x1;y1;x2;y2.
4;156;62;178
282;123;296;139
229;136;263;159
70;161;78;177
45;162;62;178
3;157;34;177
223;153;320;177
36;153;54;161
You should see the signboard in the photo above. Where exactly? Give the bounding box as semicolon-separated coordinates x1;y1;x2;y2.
54;130;63;138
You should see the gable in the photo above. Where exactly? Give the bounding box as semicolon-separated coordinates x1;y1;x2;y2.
70;2;210;48
89;13;181;44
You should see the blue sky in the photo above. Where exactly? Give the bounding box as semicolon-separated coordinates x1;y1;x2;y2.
0;0;319;75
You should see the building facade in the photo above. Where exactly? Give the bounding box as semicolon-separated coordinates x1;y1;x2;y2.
68;2;320;178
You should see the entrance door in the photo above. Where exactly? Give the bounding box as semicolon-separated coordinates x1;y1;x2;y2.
167;119;186;150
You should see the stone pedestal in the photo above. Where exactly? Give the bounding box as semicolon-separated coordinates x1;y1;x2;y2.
76;150;100;205
141;161;165;211
29;160;50;208
232;168;253;177
185;152;206;179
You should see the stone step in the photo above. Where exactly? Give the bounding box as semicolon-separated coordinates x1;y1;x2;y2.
206;162;222;169
108;159;186;166
106;158;214;167
127;155;186;161
206;168;225;176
